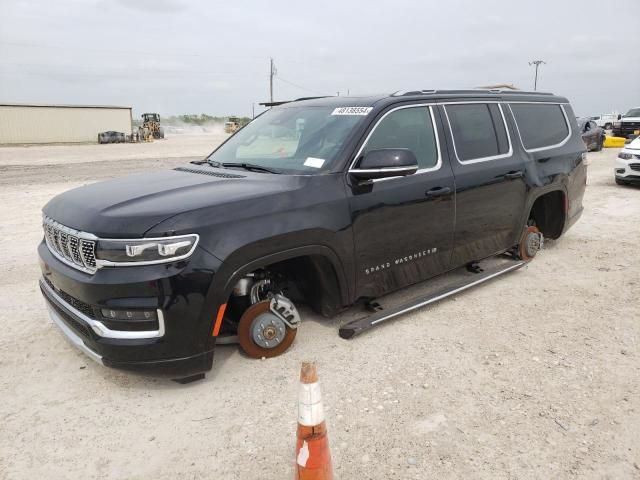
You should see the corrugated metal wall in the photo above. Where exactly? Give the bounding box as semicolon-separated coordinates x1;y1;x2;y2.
0;105;132;144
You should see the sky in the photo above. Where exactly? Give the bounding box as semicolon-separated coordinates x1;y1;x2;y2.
1;0;639;118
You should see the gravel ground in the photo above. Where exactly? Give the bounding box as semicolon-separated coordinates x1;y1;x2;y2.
0;136;638;480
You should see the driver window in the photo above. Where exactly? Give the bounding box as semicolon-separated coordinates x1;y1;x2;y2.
363;107;438;169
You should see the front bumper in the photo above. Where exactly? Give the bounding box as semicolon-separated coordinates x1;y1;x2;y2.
614;156;640;183
38;240;220;378
612;125;640;138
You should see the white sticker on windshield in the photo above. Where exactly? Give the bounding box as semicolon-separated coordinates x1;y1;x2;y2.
304;157;325;168
331;106;373;116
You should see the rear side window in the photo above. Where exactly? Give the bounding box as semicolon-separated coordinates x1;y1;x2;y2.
445;104;509;162
363;106;439;169
510;103;569;150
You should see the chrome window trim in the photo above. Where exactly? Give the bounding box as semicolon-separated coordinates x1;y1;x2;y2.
442;102;513;165
348;104;442;182
507;103;573;153
353;166;418;174
94;234;200;268
41;278;166;339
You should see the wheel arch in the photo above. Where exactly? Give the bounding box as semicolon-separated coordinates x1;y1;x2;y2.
524;188;567;240
202;244;349;342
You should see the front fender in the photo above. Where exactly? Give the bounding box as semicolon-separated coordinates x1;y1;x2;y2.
209;237;348;322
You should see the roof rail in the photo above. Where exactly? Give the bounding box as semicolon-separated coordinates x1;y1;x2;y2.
259;96;333;107
391;89;553;97
391;89;437;96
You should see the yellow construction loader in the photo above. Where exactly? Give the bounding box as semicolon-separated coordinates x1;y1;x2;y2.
138;113;165;141
224;116;240;134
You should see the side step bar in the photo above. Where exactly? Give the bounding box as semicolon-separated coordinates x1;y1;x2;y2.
339;259;526;339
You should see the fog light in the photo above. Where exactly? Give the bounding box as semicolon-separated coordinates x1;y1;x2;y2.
616;168;625;174
101;309;157;321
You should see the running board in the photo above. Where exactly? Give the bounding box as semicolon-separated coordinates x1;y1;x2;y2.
339;259;526;339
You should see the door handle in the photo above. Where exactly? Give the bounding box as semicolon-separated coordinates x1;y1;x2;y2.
425;186;451;197
504;171;524;180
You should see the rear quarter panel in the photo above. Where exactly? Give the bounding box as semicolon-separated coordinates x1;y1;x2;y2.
507;103;587;234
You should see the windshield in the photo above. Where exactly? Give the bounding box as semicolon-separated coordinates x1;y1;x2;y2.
208;106;367;174
624;108;640;117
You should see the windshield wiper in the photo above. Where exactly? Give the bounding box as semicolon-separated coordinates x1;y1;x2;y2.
221;162;280;174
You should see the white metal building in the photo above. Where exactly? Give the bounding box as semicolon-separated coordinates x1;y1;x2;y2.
0;103;132;144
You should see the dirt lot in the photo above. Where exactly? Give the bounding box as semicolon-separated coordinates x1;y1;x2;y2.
0;136;638;480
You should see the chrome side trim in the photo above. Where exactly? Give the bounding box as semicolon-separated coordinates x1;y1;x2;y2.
442;103;514;165
348;105;442;182
507;103;573;153
46;304;104;364
40;279;166;339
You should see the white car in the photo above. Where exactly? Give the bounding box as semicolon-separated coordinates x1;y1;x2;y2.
612;107;640;139
591;113;618;130
615;136;640;186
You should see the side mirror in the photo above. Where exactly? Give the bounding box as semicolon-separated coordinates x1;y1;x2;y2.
350;148;418;183
618;114;622;120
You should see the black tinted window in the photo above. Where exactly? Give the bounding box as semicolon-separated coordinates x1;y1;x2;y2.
510;104;569;150
363;107;438;169
446;104;509;161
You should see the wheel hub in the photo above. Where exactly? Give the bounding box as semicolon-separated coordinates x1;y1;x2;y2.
525;231;543;257
250;312;287;349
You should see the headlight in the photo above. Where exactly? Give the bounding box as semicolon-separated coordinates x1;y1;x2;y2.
618;153;633;160
95;234;199;266
613;122;622;128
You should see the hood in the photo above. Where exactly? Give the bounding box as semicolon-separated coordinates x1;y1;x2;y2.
624;137;640;150
43;165;300;237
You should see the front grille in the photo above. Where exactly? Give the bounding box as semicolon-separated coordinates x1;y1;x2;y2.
174;167;245;178
49;297;94;339
43;277;96;318
43;216;97;273
619;123;640;132
630;163;640;172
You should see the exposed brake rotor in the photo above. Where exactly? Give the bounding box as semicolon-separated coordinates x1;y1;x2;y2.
519;225;543;261
237;298;298;359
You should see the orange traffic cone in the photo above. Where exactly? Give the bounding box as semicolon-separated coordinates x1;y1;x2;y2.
295;361;333;480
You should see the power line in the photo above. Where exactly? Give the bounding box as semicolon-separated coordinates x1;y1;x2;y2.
275;75;327;96
0;40;266;61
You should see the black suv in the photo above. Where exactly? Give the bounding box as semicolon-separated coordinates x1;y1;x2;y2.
39;89;587;381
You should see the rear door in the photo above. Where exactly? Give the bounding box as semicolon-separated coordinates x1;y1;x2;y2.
348;104;455;299
440;101;527;266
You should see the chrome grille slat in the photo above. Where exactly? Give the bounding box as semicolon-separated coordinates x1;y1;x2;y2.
68;236;83;265
80;239;97;268
630;163;640;172
58;231;72;260
42;216;97;274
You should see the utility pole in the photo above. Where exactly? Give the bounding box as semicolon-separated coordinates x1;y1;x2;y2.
252;103;255;119
528;60;546;91
269;58;276;103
